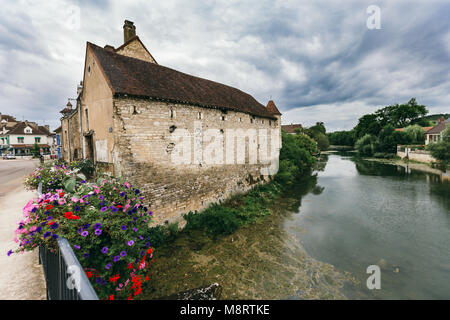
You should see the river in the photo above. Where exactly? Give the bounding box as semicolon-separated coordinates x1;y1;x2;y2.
142;152;450;300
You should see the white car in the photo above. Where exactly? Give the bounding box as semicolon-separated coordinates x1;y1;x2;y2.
2;154;16;160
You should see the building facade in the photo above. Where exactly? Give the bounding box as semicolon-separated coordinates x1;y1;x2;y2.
425;117;449;145
0;114;56;157
60;21;282;224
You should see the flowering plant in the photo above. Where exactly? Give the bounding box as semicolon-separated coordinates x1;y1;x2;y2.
10;177;155;300
24;160;95;194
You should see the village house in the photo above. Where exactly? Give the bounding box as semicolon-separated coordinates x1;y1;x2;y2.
425;117;449;145
60;21;282;224
281;124;303;135
0;113;57;157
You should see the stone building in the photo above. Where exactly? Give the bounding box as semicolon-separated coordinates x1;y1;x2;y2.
60;21;282;224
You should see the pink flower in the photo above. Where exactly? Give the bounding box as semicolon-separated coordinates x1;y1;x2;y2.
58;198;66;205
71;197;79;203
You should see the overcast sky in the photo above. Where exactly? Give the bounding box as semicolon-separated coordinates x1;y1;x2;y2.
1;0;449;132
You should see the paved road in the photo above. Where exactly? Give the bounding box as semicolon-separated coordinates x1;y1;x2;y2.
0;159;46;300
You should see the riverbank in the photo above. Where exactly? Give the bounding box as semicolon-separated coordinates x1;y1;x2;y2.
139;174;356;300
364;157;450;179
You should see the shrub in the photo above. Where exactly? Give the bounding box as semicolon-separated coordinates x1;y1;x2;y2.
9;178;155;300
184;205;241;236
355;134;380;156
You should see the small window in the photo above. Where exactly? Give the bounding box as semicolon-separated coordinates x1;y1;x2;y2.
170;109;175;119
221;115;226;121
198;112;203;120
18;137;24;143
269;121;272;126
35;137;41;143
262;120;264;124
88;65;91;76
250;118;254;124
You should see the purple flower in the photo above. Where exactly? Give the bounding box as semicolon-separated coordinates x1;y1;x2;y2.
93;223;102;229
120;192;125;197
47;216;53;221
52;234;59;239
127;240;135;246
101;247;108;254
50;223;59;230
43;232;51;239
101;207;107;212
120;251;127;257
135;189;140;195
81;231;89;237
133;227;138;232
94;229;102;236
105;263;112;270
111;206;118;213
73;245;81;250
82;253;90;258
7;250;13;257
121;225;127;231
83;223;90;230
74;206;81;212
99;195;104;201
113;256;120;263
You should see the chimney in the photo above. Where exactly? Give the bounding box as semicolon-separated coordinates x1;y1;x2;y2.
104;45;115;52
67;101;73;109
123;20;136;43
438;116;445;124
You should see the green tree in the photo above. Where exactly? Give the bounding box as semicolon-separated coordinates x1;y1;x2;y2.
403;125;426;144
355;134;380;156
31;143;40;157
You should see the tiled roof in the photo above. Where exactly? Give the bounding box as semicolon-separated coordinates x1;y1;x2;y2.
7;122;49;135
426;121;448;134
282;124;303;133
266;100;282;115
88;42;277;119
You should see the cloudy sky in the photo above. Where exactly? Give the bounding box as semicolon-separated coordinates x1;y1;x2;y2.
1;0;449;132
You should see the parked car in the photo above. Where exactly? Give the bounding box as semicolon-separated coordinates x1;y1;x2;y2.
2;154;16;160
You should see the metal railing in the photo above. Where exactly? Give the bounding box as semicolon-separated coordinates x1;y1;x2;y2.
37;182;99;300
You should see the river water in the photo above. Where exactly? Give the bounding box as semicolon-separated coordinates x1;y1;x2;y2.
142;152;450;300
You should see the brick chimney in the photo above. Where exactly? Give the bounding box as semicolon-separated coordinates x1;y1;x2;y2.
438;116;445;124
123;20;136;43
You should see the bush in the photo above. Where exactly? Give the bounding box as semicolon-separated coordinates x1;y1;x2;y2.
355;134;380;156
9;178;155;300
184;205;241;236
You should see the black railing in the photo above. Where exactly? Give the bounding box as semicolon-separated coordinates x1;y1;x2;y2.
37;183;99;300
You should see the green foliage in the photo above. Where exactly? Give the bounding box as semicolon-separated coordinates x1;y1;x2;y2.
328;130;355;146
427;126;450;169
31;143;40;158
354;98;429;139
302;122;329;151
355;134;380;156
403;125;426;144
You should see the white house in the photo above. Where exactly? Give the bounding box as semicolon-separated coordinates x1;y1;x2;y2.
425;117;449;145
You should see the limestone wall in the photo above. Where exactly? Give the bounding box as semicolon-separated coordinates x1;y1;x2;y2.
397;149;435;163
112;97;281;225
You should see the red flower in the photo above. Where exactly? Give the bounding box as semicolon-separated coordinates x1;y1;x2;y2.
71;215;80;220
107;295;114;300
126;263;134;270
48;221;55;226
147;247;153;254
59;192;65;197
85;271;93;279
117;205;123;209
145;275;150;281
45;205;53;210
109;274;120;283
64;212;73;219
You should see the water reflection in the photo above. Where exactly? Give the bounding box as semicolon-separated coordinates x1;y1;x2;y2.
291;154;450;299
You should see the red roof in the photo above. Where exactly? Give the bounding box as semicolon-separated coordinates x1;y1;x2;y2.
282;124;303;133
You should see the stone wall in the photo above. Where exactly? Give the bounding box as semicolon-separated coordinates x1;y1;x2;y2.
112;97;280;225
115;38;157;64
397;149;435;163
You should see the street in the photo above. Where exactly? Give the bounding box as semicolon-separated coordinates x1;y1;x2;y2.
0;159;46;300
